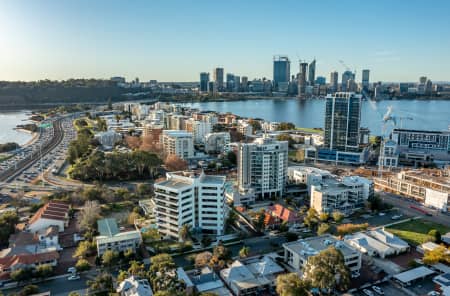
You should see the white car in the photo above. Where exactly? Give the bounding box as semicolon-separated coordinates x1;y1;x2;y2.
427;291;440;296
363;289;374;296
372;286;384;295
68;274;80;281
378;212;386;216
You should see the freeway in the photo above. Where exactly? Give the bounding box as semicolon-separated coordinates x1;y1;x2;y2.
0;119;64;183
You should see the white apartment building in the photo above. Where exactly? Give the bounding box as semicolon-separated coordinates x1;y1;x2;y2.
153;171;226;239
95;218;142;256
283;234;361;273
237;121;253;137
186;119;212;144
204;132;231;154
238;136;288;199
162;130;194;159
310;175;373;215
287;166;333;189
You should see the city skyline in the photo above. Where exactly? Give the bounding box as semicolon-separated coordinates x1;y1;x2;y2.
1;0;450;82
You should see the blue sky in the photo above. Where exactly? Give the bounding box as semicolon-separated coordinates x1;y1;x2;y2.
1;0;449;82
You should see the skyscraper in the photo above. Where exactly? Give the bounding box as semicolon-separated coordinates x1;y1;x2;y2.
214;67;224;91
341;71;355;92
308;59;316;85
330;71;339;93
226;73;235;92
200;72;209;92
273;56;290;89
324;92;362;152
238;136;288;199
362;69;370;92
298;62;308;97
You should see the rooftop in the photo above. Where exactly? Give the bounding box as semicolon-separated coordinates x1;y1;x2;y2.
394;266;435;284
28;201;69;226
163;130;193;137
283;234;358;258
98;218;120;237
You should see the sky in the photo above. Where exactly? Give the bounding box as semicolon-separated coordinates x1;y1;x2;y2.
1;0;450;83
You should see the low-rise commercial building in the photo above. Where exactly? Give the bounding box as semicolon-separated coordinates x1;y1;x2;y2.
204;132;231;154
368;228;410;254
117;276;153;296
95;218;142;256
344;232;396;258
283;234;361;272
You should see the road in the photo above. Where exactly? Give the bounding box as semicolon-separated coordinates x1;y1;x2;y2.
379;191;450;225
3;274;88;296
0;119;64;182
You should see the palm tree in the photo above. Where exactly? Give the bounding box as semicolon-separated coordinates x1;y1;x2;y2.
179;224;191;243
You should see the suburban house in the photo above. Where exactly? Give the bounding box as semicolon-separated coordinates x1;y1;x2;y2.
117;276;153;296
345;232;396;258
95;218;142;256
220;260;271;296
0;251;59;280
266;204;301;226
27;201;70;233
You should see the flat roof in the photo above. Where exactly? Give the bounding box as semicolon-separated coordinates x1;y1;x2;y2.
201;175;226;185
394;266;435;284
97;218;119;237
156;178;192;190
284;234;358;258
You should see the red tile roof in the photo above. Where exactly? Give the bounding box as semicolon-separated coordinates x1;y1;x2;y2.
0;251;59;271
267;204;300;223
28;201;69;226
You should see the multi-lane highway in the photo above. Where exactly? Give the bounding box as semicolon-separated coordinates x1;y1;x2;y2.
0;119;64;182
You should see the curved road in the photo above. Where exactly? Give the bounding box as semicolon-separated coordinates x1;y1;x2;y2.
0;119;64;183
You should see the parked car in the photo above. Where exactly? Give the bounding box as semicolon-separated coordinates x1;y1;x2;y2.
372;286;384;295
363;289;374;296
68;275;80;281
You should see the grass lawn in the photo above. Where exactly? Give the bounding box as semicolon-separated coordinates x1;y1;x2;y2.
386;219;450;246
295;127;323;134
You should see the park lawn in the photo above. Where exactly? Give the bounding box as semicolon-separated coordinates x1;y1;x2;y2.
386;219;450;246
295;127;323;134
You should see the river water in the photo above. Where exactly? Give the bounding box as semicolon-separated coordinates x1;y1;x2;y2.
187;98;450;136
0;111;33;145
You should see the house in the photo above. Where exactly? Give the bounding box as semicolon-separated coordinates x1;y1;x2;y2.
283;234;361;273
266;204;301;226
243;255;285;286
117;276;153;296
220;260;271;296
0;251;59;279
368;228;410;254
344;232;396;258
95;218;142;256
417;241;443;254
27;201;70;233
182;266;231;296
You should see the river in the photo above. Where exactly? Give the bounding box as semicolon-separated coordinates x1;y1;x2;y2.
186;98;450;136
0;111;33;146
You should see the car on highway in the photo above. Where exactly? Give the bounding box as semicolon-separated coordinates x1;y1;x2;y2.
362;289;374;296
391;214;403;220
67;274;80;281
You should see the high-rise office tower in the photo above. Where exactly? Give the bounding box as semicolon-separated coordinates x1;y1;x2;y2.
324;92;362;152
341;71;355;92
226;73;235;92
234;75;241;92
214;67;224;91
361;69;370;91
200;72;209;92
298;62;308;97
308;59;316;85
273;56;290;89
238;136;288;199
241;76;249;92
330;71;339;93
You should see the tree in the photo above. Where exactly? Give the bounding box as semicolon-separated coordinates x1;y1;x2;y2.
164;154;188;171
10;268;32;283
423;246;450;265
200;293;219;296
19;285;39;296
179;224;190;243
319;212;329;222
276;122;296;131
78;200;101;231
68;292;81;296
117;270;129;282
75;258;91;271
128;260;145;276
336;223;369;236
213;243;231;261
128;211;141;226
276;273;309;296
0;211;19;244
34;264;53;279
248;119;261;133
102;250;119;268
73;240;95;259
303;246;350;292
195;251;213;268
285;232;299;242
332;211;345;223
226;151;237;165
303;208;318;229
87;273;114;294
148;254;181;293
317;223;331;235
428;229;441;243
239;246;250;258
